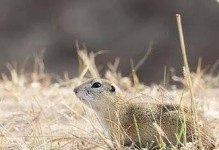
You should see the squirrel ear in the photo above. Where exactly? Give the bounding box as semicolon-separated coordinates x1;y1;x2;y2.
110;85;116;92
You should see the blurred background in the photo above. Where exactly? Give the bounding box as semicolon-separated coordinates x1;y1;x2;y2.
0;0;219;84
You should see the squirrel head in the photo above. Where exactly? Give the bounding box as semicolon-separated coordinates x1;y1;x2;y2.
74;78;123;111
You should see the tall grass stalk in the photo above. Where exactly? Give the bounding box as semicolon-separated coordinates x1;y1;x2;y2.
176;14;203;149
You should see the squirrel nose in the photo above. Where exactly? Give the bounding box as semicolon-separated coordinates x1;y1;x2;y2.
74;88;78;94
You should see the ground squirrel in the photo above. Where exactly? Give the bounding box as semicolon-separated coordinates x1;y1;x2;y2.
74;78;216;149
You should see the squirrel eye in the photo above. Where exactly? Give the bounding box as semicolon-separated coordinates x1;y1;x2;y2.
91;82;102;88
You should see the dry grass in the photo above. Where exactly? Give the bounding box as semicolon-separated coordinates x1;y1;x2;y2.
0;49;218;150
0;17;218;149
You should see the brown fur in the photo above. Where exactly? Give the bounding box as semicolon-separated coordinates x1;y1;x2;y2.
74;78;216;149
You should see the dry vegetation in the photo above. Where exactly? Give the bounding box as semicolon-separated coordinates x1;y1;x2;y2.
0;48;218;150
0;15;218;150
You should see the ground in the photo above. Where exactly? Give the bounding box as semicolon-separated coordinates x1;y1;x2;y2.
0;51;218;149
